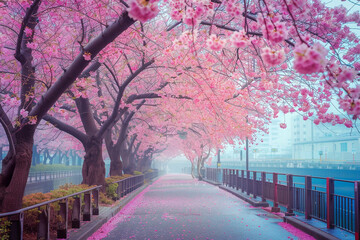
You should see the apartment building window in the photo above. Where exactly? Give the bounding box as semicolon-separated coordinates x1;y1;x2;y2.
333;144;336;152
341;143;347;152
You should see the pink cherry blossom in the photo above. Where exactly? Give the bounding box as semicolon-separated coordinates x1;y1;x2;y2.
293;43;328;74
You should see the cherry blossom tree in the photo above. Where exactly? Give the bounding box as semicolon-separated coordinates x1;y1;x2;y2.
0;0;358;213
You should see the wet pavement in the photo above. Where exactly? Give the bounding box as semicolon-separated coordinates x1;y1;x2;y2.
89;174;314;240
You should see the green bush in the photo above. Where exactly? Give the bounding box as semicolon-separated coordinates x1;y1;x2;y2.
30;164;81;172
104;174;133;200
133;171;142;175
106;182;118;199
0;218;10;240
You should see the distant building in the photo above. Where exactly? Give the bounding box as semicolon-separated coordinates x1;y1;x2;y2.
292;115;360;162
251;116;293;160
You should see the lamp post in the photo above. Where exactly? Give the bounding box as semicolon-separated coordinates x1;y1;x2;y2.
217;149;221;168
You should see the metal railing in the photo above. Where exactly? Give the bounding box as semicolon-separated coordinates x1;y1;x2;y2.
112;175;145;200
205;167;360;237
144;170;159;181
27;170;82;183
0;170;159;240
0;185;101;240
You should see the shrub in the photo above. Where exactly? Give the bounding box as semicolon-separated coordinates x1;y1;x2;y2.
21;184;94;239
133;171;142;175
104;174;133;200
0;218;10;240
30;164;81;172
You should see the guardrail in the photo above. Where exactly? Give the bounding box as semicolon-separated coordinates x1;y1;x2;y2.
144;170;159;181
112;175;145;200
0;170;159;240
0;185;101;240
27;170;82;183
205;167;360;238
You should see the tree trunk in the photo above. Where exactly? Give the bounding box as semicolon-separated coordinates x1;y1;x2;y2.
0;130;34;212
105;130;123;176
197;157;202;180
82;137;105;186
142;157;152;173
108;148;123;176
191;161;195;178
121;148;131;174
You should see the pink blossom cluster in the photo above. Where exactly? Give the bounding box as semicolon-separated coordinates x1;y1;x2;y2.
313;113;353;128
206;34;225;51
169;0;213;26
279;123;287;129
261;47;285;67
339;86;360;119
258;13;288;44
168;0;185;21
229;30;250;48
2;95;20;108
224;0;243;18
126;0;159;23
173;30;198;50
328;62;357;88
26;42;38;49
20;109;28;118
293;43;328;74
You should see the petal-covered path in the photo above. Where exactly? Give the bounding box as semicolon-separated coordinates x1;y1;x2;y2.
89;174;314;240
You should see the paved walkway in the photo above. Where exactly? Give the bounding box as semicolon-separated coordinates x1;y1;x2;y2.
89;174;314;240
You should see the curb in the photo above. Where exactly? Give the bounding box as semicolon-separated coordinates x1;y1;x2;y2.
218;185;269;207
68;179;157;240
284;216;341;240
202;178;221;186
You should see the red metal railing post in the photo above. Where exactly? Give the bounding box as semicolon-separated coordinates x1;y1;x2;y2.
253;171;257;199
246;170;250;195
241;170;245;193
286;174;294;216
326;178;334;229
354;181;360;240
305;176;312;220
261;172;266;202
272;173;280;212
222;169;225;185
236;170;239;190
